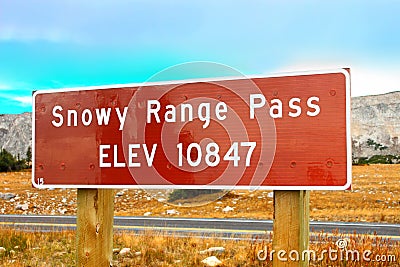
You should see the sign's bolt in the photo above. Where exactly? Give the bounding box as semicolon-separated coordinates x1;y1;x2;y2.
217;95;222;99
96;223;100;234
273;91;278;96
326;160;334;168
40;106;46;112
258;162;264;167
167;163;172;170
75;103;81;109
60;163;66;170
89;163;95;170
330;89;336;96
38;164;44;170
290;161;297;168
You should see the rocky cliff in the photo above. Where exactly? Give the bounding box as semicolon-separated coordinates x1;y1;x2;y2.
1;91;400;161
352;91;400;160
0;112;32;159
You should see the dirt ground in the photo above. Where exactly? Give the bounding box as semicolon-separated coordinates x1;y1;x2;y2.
0;164;399;223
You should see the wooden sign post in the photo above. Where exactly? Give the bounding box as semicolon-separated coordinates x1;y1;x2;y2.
76;189;115;266
273;191;310;267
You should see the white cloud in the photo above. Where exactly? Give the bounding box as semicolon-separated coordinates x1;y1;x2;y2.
0;1;200;45
350;67;400;97
0;84;10;90
0;92;32;108
0;25;75;43
13;96;32;106
272;62;400;97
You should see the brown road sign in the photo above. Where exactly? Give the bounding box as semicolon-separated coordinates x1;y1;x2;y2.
33;69;351;189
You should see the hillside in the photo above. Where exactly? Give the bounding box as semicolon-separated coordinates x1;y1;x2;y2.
0;112;31;159
352;91;400;160
1;91;400;161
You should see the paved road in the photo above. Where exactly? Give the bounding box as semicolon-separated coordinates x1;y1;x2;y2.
0;215;399;241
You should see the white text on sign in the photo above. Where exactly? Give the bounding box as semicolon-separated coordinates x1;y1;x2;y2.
50;94;320;130
50;94;320;169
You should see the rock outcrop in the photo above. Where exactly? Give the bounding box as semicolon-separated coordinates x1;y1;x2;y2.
352;91;400;159
0;112;32;159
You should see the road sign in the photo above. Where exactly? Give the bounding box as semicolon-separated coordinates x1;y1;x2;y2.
33;69;351;189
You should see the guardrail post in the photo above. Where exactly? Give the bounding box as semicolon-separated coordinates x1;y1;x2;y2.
76;189;114;266
272;190;310;267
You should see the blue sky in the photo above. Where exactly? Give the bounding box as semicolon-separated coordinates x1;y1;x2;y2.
1;0;400;114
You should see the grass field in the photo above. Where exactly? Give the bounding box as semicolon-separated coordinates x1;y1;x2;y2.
0;228;398;266
0;164;399;266
0;164;399;223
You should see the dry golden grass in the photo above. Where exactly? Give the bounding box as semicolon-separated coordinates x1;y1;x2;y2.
0;228;398;266
0;165;399;266
0;228;75;266
310;164;400;223
0;164;399;223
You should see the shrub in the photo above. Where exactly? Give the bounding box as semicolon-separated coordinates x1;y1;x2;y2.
353;155;400;165
0;149;27;172
168;189;224;202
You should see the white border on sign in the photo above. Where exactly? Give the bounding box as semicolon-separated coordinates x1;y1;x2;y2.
32;68;351;190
